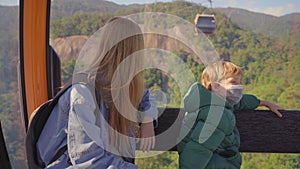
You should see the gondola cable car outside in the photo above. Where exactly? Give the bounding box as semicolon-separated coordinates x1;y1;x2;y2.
194;0;217;36
0;0;300;168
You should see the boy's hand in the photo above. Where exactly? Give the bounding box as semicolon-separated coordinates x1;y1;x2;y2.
260;100;284;118
137;116;155;151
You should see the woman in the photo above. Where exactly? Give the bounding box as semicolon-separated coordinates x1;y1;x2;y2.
37;17;157;169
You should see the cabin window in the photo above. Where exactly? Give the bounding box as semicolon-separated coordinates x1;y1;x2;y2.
0;1;28;169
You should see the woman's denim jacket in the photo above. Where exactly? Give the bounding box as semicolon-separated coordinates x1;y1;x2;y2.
37;84;158;169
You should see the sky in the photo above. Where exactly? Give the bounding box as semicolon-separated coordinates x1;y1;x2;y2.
0;0;299;16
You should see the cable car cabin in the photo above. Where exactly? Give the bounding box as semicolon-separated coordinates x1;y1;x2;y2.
0;0;299;168
194;14;217;36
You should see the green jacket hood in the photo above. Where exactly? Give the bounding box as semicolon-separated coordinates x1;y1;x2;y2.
183;82;233;112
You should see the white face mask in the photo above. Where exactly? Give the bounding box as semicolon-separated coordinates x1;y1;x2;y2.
225;84;244;105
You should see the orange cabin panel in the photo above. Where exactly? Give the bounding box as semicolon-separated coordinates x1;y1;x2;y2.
23;0;49;120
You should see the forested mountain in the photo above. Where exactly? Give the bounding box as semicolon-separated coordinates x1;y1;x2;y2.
47;1;300;110
49;1;300;42
0;5;25;169
2;2;300;40
50;0;143;20
0;1;299;168
0;5;18;94
215;7;300;41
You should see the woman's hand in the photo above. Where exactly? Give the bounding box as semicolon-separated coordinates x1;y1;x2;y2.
137;116;155;151
260;100;284;118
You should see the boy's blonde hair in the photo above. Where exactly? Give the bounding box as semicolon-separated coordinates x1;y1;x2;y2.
201;61;242;90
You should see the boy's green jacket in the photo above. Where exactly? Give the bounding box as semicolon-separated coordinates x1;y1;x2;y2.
177;82;260;169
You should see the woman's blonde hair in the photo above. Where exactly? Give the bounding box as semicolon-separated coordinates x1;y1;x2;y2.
95;17;144;156
201;61;242;90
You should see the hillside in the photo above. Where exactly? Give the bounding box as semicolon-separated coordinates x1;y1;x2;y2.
50;1;300;42
2;2;300;41
50;35;89;61
51;34;197;62
0;5;18;94
215;7;300;41
0;5;19;44
50;0;142;20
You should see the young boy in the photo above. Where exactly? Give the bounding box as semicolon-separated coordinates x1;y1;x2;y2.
177;61;283;169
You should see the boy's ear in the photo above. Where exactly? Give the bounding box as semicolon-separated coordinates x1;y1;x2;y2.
211;82;220;90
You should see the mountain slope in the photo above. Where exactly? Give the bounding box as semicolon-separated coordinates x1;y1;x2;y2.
50;0;142;20
215;7;300;41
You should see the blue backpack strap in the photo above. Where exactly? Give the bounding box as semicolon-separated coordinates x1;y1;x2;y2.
26;79;74;168
26;73;90;168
